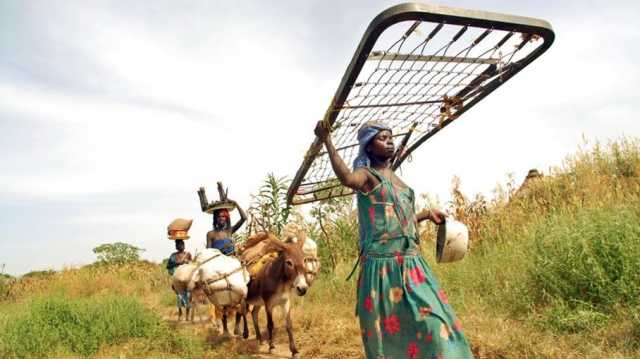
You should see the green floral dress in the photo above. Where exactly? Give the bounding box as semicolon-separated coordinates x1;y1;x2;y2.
356;168;473;359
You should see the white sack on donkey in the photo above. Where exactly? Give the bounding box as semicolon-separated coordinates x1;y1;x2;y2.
171;262;198;321
172;262;198;295
188;248;250;307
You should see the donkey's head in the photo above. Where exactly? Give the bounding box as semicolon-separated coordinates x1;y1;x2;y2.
267;235;309;296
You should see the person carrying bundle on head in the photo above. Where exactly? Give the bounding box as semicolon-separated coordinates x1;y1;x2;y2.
166;219;194;318
166;239;193;275
207;202;247;255
198;183;247;256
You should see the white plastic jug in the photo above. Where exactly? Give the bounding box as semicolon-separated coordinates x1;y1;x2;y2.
436;217;469;263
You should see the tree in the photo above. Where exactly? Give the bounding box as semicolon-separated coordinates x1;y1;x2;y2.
310;193;358;270
0;263;13;300
92;242;144;265
247;173;291;236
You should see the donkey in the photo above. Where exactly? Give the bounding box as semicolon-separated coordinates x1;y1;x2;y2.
245;235;309;358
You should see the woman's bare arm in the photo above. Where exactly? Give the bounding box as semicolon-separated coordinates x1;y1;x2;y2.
315;121;369;192
416;208;446;224
230;200;247;234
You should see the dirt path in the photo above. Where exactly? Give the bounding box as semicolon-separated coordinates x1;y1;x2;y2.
163;308;297;358
244;342;293;359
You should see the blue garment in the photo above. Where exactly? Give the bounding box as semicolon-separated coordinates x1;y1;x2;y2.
177;291;191;308
352;121;392;170
209;238;235;255
166;253;179;275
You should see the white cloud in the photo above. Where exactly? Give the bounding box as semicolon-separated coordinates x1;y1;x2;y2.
1;0;639;275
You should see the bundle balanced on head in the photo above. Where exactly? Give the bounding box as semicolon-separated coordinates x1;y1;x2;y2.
314;120;473;358
198;182;247;255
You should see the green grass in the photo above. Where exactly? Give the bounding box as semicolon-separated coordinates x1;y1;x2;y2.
532;205;640;309
419;138;640;356
0;295;201;358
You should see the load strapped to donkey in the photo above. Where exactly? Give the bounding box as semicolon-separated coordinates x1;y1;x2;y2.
240;223;320;285
188;248;250;307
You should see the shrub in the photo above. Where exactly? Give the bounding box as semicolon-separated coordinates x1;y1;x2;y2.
248;173;292;236
93;242;144;265
538;299;609;333
631;307;640;345
531;205;640;310
0;265;13;301
21;269;56;279
0;295;195;358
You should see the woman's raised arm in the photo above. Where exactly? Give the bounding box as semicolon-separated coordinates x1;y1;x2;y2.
314;121;368;192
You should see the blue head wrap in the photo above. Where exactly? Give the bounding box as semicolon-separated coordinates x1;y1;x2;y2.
352;121;392;169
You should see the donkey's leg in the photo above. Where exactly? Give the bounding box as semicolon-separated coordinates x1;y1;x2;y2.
266;305;276;353
233;308;241;336
186;291;193;322
191;301;198;322
241;301;249;339
209;304;218;328
284;300;299;358
252;305;263;344
222;310;230;336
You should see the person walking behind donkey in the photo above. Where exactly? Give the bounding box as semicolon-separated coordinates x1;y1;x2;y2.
314;120;473;358
166;239;193;317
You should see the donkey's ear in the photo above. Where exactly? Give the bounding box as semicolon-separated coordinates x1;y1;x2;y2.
295;230;307;249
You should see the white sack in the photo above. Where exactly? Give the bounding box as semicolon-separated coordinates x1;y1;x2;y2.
192;248;250;306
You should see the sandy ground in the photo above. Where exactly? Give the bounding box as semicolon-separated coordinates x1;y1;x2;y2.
164;307;302;359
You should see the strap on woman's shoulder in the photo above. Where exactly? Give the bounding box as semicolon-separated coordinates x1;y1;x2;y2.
365;167;386;183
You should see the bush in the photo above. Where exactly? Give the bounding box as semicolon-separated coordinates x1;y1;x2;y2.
0;295;196;358
21;269;56;279
531;205;640;310
248;173;292;236
93;242;144;265
6;261;169;304
631;307;640;345
538;299;609;333
0;266;12;301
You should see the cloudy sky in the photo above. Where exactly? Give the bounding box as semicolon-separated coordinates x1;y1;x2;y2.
1;1;638;275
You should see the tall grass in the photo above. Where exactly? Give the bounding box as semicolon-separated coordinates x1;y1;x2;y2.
0;295;201;358
532;205;640;310
6;261;169;305
423;138;640;355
